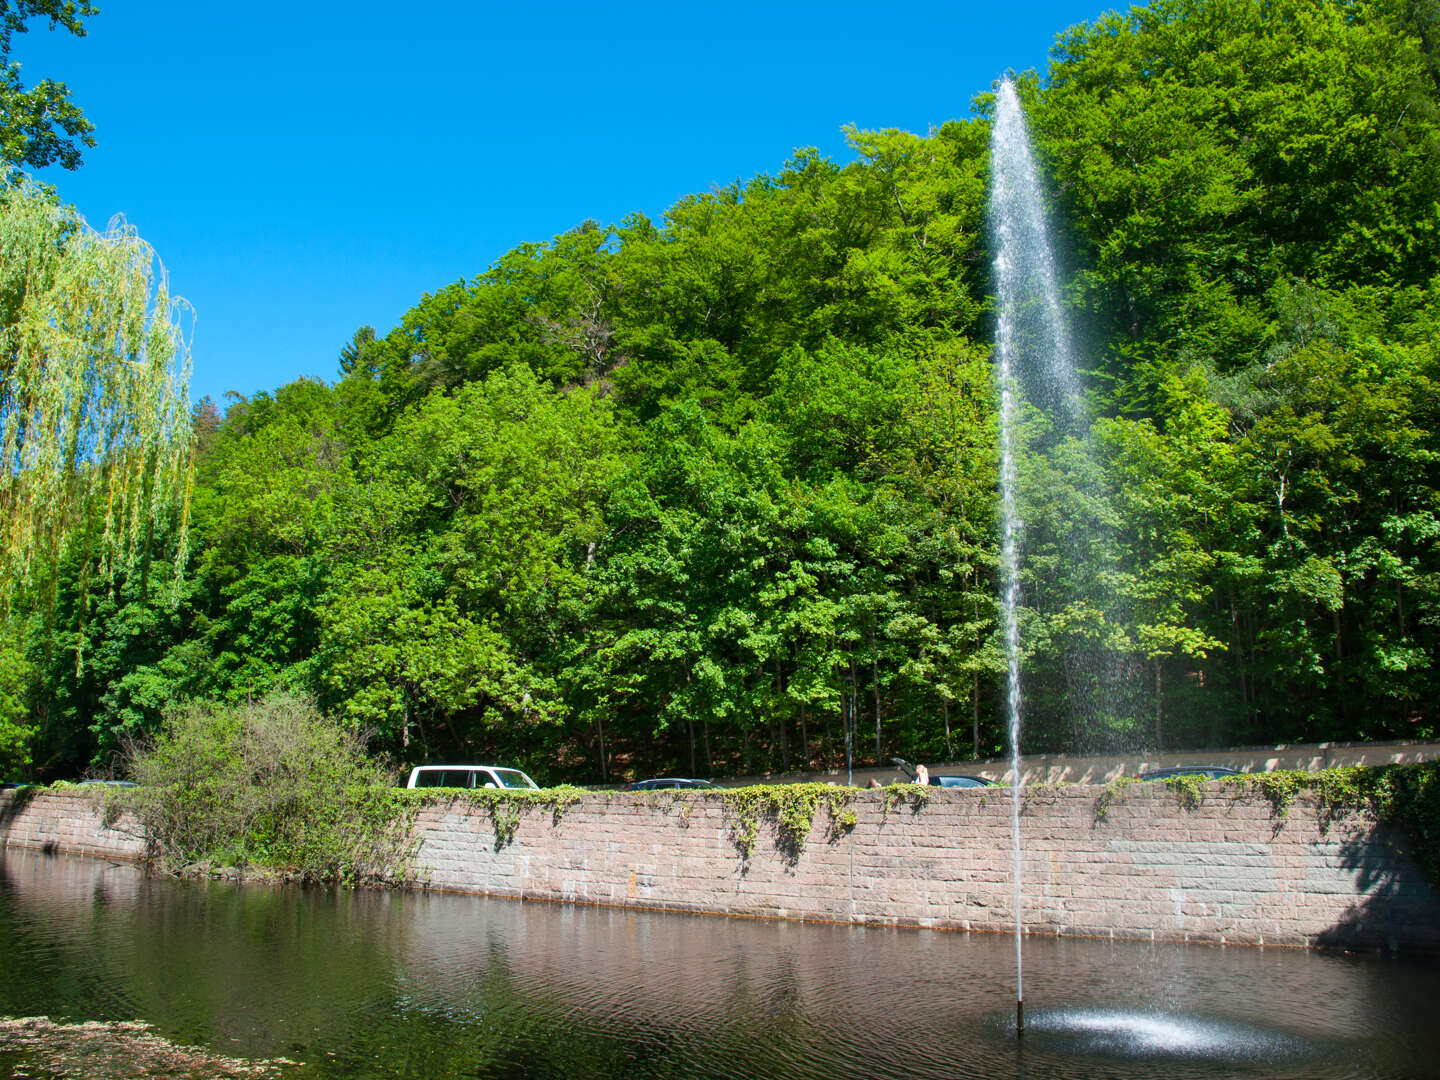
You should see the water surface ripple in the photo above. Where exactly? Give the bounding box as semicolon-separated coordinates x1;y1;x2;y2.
2;850;1437;1079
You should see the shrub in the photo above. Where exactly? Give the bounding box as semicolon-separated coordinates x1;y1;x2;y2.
125;692;414;883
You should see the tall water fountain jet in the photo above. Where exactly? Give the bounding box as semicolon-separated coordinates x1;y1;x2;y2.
983;83;1357;1070
989;77;1087;1037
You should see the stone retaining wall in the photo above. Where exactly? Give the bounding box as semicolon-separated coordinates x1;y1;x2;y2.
5;783;1437;952
0;789;145;861
409;783;1440;952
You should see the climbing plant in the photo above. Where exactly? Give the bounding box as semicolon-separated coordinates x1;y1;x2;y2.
721;782;857;860
1092;764;1440;890
400;785;585;848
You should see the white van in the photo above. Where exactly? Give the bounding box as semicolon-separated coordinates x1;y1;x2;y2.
404;765;540;790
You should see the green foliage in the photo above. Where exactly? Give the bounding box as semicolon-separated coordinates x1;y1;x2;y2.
1158;771;1219;809
6;0;1439;783
0;627;33;775
0;1;96;173
879;781;933;816
398;785;584;848
1376;762;1440;891
1094;776;1139;820
1093;764;1440;890
314;364;623;754
1039;0;1440;369
1254;765;1440;890
0;181;194;613
124;692;416;883
720;782;857;859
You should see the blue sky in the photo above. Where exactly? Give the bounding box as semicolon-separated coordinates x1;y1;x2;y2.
18;1;1109;407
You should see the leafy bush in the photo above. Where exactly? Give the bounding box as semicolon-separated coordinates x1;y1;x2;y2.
125;692;414;882
0;629;33;777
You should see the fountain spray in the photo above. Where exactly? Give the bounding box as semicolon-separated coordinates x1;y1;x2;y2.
989;76;1081;1038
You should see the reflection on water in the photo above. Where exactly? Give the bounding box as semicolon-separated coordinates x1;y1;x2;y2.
2;848;1438;1079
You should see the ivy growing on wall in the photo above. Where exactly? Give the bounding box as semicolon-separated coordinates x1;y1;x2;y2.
720;782;858;860
1093;763;1440;890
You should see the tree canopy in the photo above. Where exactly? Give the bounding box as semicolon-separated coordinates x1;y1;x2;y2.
0;0;95;174
1;182;194;603
0;180;193;774
3;0;1437;783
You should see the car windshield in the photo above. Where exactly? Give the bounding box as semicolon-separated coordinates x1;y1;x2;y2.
492;769;537;789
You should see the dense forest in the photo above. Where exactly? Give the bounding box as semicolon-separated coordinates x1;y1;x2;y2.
4;0;1439;784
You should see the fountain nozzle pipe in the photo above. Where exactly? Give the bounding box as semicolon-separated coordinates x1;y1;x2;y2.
1016;999;1024;1036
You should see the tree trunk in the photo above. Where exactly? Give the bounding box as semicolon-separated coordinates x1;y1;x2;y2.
871;636;882;765
1154;662;1163;753
972;672;981;760
596;715;608;783
1062;655;1080;745
775;656;789;771
847;661;858;783
1231;592;1249;707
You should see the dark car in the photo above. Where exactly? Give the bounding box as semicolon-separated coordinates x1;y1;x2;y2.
622;778;718;791
889;758;996;788
1137;765;1240;781
928;774;997;789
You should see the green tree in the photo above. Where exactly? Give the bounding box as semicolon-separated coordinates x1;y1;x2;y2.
0;625;33;775
1;1;95;173
0;182;194;610
315;364;623;764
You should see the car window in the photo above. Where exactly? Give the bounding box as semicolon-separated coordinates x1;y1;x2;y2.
1139;767;1237;780
414;769;474;788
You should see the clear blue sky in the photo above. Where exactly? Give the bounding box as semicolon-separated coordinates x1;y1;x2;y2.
18;1;1109;407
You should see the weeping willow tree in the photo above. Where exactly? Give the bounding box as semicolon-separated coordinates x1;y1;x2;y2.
0;180;194;614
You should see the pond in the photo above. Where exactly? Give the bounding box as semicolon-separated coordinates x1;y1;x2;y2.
2;847;1437;1079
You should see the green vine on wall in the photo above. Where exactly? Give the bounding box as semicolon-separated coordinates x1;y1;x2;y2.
623;788;710;823
404;785;584;849
881;782;931;819
720;783;857;861
1245;764;1439;862
1093;776;1137;820
1161;773;1214;809
1090;763;1440;891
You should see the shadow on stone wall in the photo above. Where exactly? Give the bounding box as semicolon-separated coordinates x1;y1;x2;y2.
0;785;39;831
1314;820;1440;953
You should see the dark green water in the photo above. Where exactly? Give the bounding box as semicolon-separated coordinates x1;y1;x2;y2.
2;848;1438;1079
